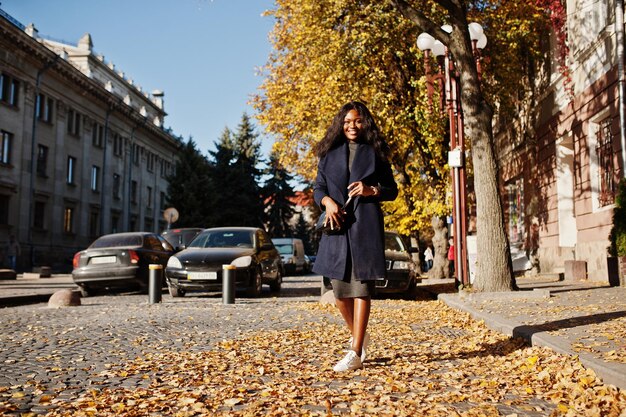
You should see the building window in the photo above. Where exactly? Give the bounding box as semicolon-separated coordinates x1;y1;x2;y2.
89;211;99;237
596;118;616;207
147;186;153;208
67;156;76;185
160;160;169;178
37;145;48;177
113;133;123;157
160;191;166;211
0;73;20;107
67;108;81;136
34;201;45;229
147;152;155;172
112;173;121;199
0;131;12;164
130;215;137;232
111;212;120;234
131;180;138;204
0;195;9;225
92;122;104;147
91;165;100;192
63;207;74;233
144;217;153;232
132;144;140;165
36;93;54;123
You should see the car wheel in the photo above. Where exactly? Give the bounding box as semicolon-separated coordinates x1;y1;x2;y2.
79;286;92;298
246;267;263;297
269;269;282;292
168;285;185;297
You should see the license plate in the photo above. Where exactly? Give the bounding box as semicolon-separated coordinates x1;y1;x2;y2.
91;256;116;264
187;271;217;280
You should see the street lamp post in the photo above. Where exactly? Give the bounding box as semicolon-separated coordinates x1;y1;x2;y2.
417;24;487;287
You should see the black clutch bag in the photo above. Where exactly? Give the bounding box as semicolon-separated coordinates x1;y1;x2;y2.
315;197;353;235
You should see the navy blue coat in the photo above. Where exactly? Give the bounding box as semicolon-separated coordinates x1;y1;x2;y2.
312;142;398;281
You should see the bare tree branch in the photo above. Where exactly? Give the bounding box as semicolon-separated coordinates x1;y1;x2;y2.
388;0;451;44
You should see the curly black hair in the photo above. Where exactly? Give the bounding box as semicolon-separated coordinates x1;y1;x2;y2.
314;101;390;160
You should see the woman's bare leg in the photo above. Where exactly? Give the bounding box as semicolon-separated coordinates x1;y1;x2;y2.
335;297;355;334
351;296;370;353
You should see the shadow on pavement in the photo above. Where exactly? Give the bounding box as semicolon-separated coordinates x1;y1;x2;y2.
512;310;626;338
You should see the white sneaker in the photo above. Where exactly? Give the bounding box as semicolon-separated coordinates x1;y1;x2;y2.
348;332;370;362
333;350;363;372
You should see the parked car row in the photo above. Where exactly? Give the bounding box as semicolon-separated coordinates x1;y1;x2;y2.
72;227;283;298
71;228;418;299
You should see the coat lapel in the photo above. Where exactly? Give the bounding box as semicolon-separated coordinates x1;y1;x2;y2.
349;142;375;183
324;143;349;203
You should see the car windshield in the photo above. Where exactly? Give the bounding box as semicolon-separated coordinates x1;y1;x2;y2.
274;244;293;255
385;234;406;252
90;234;143;249
189;230;254;248
162;230;200;247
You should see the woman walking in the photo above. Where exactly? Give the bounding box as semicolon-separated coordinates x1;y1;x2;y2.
312;101;398;372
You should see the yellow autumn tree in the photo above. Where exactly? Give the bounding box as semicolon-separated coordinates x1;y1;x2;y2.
253;0;451;239
253;0;550;275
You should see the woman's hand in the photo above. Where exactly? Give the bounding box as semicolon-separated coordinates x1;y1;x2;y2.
321;196;344;230
348;181;378;198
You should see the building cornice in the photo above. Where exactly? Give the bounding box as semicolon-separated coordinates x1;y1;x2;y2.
0;15;181;150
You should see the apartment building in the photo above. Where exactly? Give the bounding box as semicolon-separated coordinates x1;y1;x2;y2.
0;9;181;272
497;0;625;282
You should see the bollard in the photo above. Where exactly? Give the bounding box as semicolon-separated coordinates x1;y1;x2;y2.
149;264;163;304
222;264;236;304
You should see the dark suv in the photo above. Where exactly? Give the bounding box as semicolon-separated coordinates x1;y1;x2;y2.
321;231;420;297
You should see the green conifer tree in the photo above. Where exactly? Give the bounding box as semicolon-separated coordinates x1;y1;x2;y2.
263;152;297;237
166;138;213;227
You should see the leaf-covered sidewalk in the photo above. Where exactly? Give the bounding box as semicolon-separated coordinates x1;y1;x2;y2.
31;299;626;416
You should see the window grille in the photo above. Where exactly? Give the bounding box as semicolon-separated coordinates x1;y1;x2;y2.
596;118;616;207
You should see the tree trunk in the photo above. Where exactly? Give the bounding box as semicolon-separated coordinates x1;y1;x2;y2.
409;233;422;274
448;13;516;292
430;216;449;279
390;0;516;291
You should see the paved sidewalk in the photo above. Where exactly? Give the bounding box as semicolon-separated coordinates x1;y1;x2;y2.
439;276;626;390
0;274;77;307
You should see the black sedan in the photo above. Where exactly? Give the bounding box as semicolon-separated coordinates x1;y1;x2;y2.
72;232;175;297
165;227;283;297
321;231;419;297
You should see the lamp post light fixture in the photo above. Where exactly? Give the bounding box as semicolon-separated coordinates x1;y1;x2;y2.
417;23;487;287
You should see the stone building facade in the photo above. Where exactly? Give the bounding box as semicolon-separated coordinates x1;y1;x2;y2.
0;9;181;272
497;0;624;282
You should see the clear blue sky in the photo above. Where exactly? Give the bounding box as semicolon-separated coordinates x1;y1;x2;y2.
1;0;276;157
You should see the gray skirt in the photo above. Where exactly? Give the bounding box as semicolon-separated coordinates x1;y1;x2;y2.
332;273;375;298
331;239;374;298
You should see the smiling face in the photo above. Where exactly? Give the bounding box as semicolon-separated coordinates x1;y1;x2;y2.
343;109;363;142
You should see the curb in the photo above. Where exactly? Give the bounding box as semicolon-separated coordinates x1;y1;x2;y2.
438;293;626;390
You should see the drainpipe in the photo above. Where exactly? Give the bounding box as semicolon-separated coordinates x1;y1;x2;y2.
126;126;136;232
99;108;111;234
617;0;626;178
